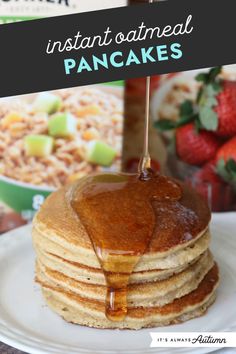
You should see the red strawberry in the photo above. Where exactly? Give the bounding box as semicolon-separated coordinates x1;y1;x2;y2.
159;68;236;139
193;159;221;184
191;160;233;211
216;136;236;163
194;67;236;137
214;81;236;137
215;137;236;203
176;123;220;166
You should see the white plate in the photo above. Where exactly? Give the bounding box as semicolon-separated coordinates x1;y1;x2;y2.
0;213;236;354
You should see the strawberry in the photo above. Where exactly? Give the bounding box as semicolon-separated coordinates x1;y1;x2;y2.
193;159;221;184
194;67;236;137
216;136;236;162
155;67;236;138
175;123;220;166
215;136;236;191
214;81;236;136
191;160;234;212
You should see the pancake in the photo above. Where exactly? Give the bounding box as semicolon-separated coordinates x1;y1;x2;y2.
32;176;219;329
32;224;210;275
33;184;210;272
34;235;209;285
36;250;214;307
34;182;210;254
39;264;219;329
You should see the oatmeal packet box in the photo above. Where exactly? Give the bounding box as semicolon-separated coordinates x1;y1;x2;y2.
0;0;126;228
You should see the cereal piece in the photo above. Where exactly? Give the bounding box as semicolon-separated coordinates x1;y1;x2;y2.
82;128;100;141
77;104;101;117
1;112;23;128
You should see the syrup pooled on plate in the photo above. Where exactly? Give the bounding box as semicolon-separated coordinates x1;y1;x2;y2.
69;172;182;322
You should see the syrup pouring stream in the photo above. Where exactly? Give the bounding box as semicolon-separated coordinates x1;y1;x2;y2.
70;0;182;323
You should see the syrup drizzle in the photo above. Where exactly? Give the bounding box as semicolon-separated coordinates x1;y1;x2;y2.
70;0;183;322
70;173;181;321
138;75;152;181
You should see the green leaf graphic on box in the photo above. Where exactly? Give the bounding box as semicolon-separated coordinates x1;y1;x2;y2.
102;81;124;87
48;113;76;138
0;16;38;24
24;135;54;157
87;141;116;166
34;92;62;114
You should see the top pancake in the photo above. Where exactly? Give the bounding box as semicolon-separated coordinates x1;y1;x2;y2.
34;180;210;255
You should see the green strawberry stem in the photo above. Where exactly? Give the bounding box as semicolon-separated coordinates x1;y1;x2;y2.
216;158;236;191
154;66;223;133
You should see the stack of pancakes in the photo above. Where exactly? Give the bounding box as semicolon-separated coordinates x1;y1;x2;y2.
32;183;219;329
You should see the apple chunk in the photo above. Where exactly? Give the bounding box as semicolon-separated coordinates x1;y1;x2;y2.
48;112;76;138
24;135;54;157
34;92;62;114
87;141;116;166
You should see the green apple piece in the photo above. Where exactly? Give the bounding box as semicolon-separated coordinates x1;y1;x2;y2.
34;92;62;114
87;141;116;166
24;135;54;157
48;112;76;138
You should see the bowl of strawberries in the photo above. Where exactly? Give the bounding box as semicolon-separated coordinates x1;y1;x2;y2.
155;66;236;212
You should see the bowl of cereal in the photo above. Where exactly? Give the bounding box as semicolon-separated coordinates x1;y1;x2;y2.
0;85;123;215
